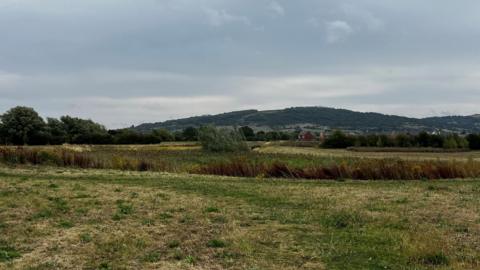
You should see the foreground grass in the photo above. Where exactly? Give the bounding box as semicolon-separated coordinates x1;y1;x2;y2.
0;166;480;269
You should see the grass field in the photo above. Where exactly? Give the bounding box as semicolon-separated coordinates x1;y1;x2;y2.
0;165;480;269
256;146;480;161
1;144;480;269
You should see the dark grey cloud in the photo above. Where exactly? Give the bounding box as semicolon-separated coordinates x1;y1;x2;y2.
1;0;480;127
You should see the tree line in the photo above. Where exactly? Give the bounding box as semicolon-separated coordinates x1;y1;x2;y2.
1;106;480;150
323;130;480;150
0;106;187;145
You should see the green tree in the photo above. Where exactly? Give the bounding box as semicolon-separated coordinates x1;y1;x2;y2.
182;127;199;141
0;106;46;145
322;130;355;149
466;134;480;150
443;136;458;149
46;118;67;145
198;126;249;152
152;129;174;142
60;116;110;144
239;126;255;141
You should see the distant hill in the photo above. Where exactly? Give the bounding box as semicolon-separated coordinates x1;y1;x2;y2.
134;107;480;133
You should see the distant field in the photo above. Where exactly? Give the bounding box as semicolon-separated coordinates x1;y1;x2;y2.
256;145;480;161
1;166;480;269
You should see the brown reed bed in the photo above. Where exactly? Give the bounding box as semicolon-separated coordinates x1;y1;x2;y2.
0;146;155;172
192;158;480;180
1;146;479;180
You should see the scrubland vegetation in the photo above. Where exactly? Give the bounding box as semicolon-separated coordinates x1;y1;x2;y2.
1;106;480;269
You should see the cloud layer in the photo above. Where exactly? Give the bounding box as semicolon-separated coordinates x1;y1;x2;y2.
1;0;480;127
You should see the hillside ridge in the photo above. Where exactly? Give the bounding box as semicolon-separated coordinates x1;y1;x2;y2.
134;106;480;133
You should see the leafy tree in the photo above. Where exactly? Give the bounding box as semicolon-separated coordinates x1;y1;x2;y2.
443;136;458;149
0;106;46;145
255;131;266;141
467;134;480;150
153;129;174;142
198;126;249;152
395;133;413;147
322;130;355;149
46;118;67;145
182;127;199;141
239;126;255;141
60;116;110;144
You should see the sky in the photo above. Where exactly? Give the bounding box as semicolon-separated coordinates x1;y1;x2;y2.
1;0;480;128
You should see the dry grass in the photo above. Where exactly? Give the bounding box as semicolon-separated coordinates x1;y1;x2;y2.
3;145;480;181
256;146;480;161
0;166;480;269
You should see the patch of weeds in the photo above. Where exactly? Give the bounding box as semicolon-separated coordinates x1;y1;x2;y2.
74;193;90;199
173;249;184;260
184;255;195;265
7;203;18;209
25;261;58;270
0;222;6;230
365;203;387;212
167;240;180;249
135;239;147;249
0;190;13;197
113;200;134;220
58;219;74;229
211;215;227;224
179;214;193;224
49;197;70;213
394;197;409;204
239;222;252;227
113;188;122;193
215;250;242;260
323;211;364;229
112;213;123;221
75;208;89;215
426;185;450;192
156;192;170;200
0;241;21;262
159;212;174;220
48;183;59;189
97;262;112;270
141;218;155;226
207;239;227;248
72;183;86;191
31;208;53;220
143;251;161;263
80;233;92;243
205;206;220;213
116;200;134;214
454;225;469;233
130;192;139;199
416;252;449;266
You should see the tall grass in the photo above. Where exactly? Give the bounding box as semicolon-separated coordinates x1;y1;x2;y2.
192;158;480;180
1;146;479;180
0;147;154;172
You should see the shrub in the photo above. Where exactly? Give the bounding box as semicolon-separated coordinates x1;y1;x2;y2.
323;130;355;149
197;126;249;152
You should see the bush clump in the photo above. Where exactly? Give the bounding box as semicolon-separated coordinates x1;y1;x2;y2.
197;126;249;153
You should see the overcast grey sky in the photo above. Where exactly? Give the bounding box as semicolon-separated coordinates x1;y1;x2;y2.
1;0;480;128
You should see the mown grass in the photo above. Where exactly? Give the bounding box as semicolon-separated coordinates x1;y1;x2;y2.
0;165;479;269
